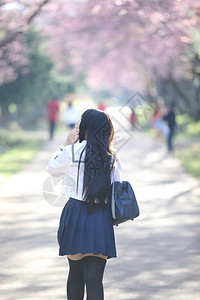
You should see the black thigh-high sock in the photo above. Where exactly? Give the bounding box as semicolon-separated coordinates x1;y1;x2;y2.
83;256;107;300
67;258;84;300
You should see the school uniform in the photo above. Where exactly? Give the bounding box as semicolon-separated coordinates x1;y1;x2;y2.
46;140;121;259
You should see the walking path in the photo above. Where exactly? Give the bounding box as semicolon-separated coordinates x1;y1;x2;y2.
0;131;200;300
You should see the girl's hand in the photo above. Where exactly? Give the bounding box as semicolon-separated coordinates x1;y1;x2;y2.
64;120;80;146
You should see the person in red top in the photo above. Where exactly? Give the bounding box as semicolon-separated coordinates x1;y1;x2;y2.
97;103;106;111
46;98;60;141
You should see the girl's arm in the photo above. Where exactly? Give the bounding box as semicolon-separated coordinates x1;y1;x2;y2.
46;121;80;176
46;146;71;176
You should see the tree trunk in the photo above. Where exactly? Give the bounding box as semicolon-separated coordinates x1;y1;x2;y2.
0;103;10;126
194;84;200;121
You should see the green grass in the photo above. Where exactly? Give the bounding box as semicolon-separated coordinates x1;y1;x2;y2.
0;130;45;181
176;114;200;141
139;110;200;179
174;115;200;179
175;143;200;179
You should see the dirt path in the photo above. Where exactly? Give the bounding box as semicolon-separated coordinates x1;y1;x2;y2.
0;131;200;300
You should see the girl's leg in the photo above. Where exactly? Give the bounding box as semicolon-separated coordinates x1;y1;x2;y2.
83;256;107;300
67;258;84;300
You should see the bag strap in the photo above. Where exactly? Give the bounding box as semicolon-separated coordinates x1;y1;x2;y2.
111;160;125;220
112;168;116;219
111;162;121;220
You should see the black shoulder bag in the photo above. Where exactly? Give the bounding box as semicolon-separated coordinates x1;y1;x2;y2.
111;166;140;226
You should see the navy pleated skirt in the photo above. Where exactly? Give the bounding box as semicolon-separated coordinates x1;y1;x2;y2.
57;197;116;259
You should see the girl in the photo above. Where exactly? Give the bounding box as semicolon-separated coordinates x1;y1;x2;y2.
151;99;168;146
46;109;121;300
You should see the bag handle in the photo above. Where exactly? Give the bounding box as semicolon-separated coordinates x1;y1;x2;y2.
111;160;123;220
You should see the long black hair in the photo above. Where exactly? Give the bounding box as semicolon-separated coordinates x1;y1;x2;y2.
76;109;116;211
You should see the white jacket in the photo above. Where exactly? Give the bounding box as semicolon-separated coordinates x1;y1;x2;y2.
46;140;121;201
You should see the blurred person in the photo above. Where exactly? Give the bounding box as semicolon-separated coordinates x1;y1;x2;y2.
64;101;80;129
130;107;138;130
163;103;176;153
150;99;167;146
46;109;121;300
98;103;106;111
46;98;60;141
